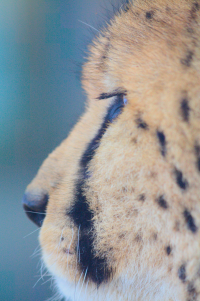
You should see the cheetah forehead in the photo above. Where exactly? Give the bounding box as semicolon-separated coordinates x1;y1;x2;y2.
83;0;200;102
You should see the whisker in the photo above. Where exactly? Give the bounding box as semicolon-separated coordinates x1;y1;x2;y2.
78;20;100;32
77;225;81;263
84;279;89;300
33;269;49;288
23;227;40;238
24;210;46;215
45;290;63;301
78;267;88;301
31;247;42;258
40;260;46;281
77;270;84;288
41;275;53;286
31;244;41;258
58;228;65;248
67;227;74;271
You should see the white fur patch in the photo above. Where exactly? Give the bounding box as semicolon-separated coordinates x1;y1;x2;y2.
55;265;181;301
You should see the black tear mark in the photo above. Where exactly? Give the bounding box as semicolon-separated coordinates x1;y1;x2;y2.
157;130;167;157
180;98;190;122
184;209;198;233
146;11;154;19
174;168;189;190
139;194;146;201
68;181;93;230
156;195;168;209
68;181;113;285
178;264;186;282
67;99;126;285
79;232;112;285
195;145;200;172
136;117;148;130
166;246;172;255
180;51;194;67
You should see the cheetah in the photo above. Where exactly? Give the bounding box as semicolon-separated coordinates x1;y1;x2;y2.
23;0;200;300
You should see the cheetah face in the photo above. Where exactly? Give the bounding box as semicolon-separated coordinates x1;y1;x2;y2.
23;1;200;300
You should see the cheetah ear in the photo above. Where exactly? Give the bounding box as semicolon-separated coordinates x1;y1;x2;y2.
22;138;68;227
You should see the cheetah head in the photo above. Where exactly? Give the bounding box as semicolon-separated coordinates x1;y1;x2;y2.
23;1;200;300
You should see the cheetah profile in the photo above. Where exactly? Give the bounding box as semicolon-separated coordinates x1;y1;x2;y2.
23;0;200;300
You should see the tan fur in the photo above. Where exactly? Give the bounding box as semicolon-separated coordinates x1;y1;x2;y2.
25;1;200;300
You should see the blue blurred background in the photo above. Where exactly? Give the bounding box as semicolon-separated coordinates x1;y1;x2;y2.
0;0;121;300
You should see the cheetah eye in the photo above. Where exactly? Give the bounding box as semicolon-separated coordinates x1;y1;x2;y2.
108;94;127;122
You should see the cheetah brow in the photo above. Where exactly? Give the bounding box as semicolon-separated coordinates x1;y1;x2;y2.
97;88;127;100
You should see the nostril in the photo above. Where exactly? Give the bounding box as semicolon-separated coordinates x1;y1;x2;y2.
22;193;48;227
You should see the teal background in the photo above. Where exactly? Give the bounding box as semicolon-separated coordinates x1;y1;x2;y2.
0;0;121;300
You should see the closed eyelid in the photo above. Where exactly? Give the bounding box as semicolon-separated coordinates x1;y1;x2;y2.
97;88;127;100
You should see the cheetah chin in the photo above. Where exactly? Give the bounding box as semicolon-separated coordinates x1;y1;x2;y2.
23;0;200;300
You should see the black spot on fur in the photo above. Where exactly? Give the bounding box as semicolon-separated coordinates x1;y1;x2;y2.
166;246;172;255
136;117;148;129
166;6;171;13
157;130;167;156
191;2;200;19
184;209;198;233
187;27;194;34
193;2;200;11
174;168;189;190
153;233;158;240
181;98;190;122
67;97;127;285
197;157;200;172
101;41;110;63
146;11;154;19
135;233;142;242
188;282;197;299
174;220;180;231
180;51;194;67
156;195;168;209
139;194;146;201
178;264;186;282
195;145;200;172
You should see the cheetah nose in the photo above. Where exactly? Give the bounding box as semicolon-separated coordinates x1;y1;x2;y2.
22;192;48;227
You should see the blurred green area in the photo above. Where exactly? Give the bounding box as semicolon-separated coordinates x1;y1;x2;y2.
0;0;120;300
